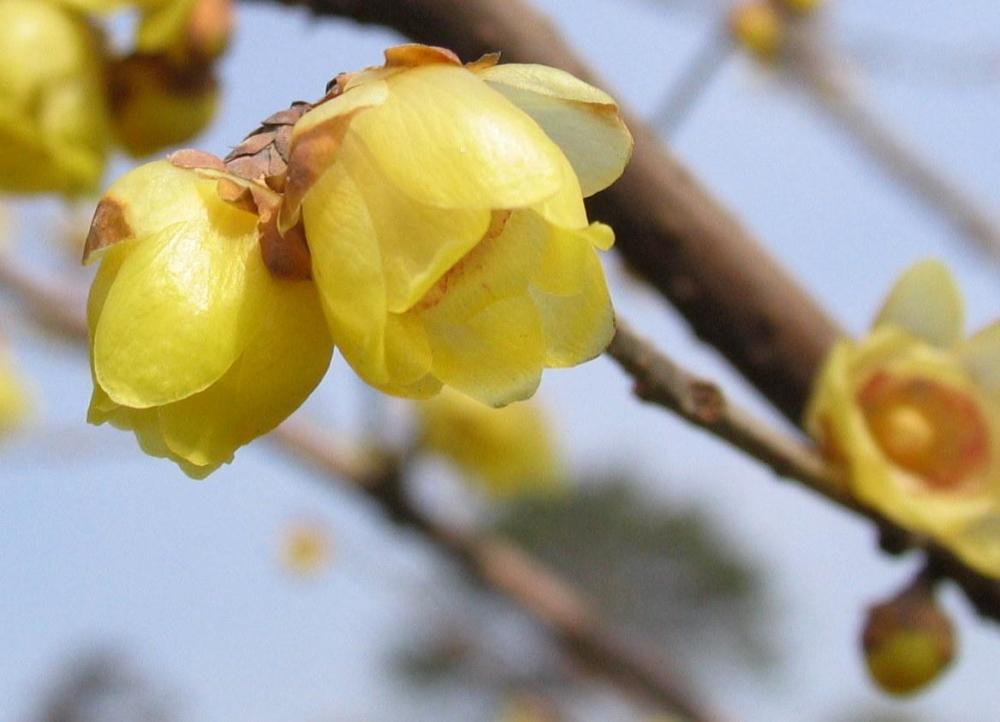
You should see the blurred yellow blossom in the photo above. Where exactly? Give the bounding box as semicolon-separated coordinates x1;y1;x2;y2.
284;44;631;406
84;153;333;478
280;520;332;577
0;0;111;195
862;581;955;695
0;346;29;435
806;260;1000;577
495;697;557;722
109;53;219;157
729;2;784;61
418;389;561;499
780;0;823;15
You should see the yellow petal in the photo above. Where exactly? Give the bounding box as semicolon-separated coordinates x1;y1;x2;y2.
303;159;395;386
425;294;545;407
533;222;613;297
351;64;565;210
531;244;614;367
875;260;964;347
345;138;490;313
136;0;197;54
479;63;633;197
156;271;333;469
960;321;1000;397
93;213;258;408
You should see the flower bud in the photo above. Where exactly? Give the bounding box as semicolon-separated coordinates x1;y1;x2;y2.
0;346;29;435
109;53;218;157
284;44;632;406
137;0;234;65
84;153;333;478
729;2;784;61
0;0;111;195
418;389;561;499
861;582;956;695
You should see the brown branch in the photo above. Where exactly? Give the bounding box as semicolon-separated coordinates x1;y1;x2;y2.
606;321;1000;623
0;259;724;722
244;0;842;424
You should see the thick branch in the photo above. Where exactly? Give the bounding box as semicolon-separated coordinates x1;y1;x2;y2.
246;0;842;424
606;321;1000;623
0;260;723;722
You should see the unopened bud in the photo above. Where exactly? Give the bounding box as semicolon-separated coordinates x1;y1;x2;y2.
729;2;784;61
861;580;956;695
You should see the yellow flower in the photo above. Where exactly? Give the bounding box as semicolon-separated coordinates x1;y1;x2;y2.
135;0;233;64
108;53;218;157
0;347;29;435
729;2;784;61
418;388;561;499
0;0;111;195
283;45;632;406
806;260;1000;576
280;520;332;577
84;153;333;478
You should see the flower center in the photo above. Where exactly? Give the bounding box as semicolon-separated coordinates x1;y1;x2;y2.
858;372;990;492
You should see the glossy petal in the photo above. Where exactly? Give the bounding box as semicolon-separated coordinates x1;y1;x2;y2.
93;212;258;408
425;294;545;407
157;271;333;470
346;138;490;312
351;64;564;209
533;221;614;297
531;243;614;367
480;63;633;197
874;260;964;347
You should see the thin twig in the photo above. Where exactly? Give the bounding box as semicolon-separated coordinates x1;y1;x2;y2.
780;13;1000;261
650;23;734;137
606;320;1000;623
0;258;724;722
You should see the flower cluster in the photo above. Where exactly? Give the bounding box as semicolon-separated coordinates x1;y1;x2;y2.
85;45;632;477
806;261;999;577
0;0;231;197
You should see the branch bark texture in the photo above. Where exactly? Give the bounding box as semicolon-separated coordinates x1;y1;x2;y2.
246;0;842;424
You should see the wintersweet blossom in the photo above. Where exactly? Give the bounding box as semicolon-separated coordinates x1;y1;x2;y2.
84;153;333;478
0;0;111;195
806;261;1000;577
0;347;29;435
283;44;632;406
418;389;561;499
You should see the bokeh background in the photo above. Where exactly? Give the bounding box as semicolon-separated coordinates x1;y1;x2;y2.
2;1;999;720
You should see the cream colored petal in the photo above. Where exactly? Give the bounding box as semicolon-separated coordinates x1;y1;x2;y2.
425;294;545;407
531;245;614;367
874;260;964;347
157;270;333;469
960;321;1000;397
93;216;258;408
533;222;614;297
352;64;564;209
479;63;633;197
345;138;491;313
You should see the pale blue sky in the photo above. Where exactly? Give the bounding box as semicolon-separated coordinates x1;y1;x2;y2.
1;2;999;721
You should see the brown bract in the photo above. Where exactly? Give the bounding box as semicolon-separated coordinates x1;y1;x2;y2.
82;199;132;264
224;102;311;191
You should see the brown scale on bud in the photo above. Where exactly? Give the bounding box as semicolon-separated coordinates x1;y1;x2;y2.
861;574;956;696
224;102;312;191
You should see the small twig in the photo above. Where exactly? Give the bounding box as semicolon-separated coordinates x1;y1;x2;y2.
650;22;734;137
605;320;1000;622
781;14;1000;261
0;258;724;722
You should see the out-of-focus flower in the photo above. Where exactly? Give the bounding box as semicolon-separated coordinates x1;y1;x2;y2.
418;388;561;499
284;44;632;406
862;580;955;695
108;53;218;157
0;345;29;435
806;260;1000;577
136;0;233;65
84;152;333;478
280;520;332;577
0;0;111;195
780;0;823;15
729;2;784;61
